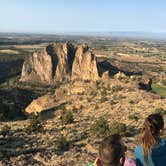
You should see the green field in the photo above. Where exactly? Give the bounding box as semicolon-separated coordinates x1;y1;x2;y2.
152;83;166;97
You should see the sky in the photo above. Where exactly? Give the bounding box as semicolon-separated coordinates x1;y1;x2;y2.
0;0;166;34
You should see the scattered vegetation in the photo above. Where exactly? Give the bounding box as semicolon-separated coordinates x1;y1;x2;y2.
109;122;127;136
100;96;108;103
129;100;135;104
90;117;110;137
128;113;140;121
0;125;11;137
90;90;97;97
54;135;70;151
60;109;74;125
25;114;44;134
111;85;123;92
101;88;107;96
153;108;166;116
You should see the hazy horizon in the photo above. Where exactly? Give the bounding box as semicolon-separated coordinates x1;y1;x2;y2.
1;0;166;34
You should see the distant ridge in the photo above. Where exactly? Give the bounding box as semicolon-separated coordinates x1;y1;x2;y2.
1;31;166;40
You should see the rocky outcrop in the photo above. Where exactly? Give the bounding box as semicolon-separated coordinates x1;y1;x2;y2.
101;71;110;80
20;43;100;83
20;43;75;83
25;95;57;114
20;50;53;83
72;45;99;81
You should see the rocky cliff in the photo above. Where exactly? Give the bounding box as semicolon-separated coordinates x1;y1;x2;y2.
20;43;99;83
72;45;99;81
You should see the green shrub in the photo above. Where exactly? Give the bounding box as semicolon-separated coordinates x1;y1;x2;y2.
72;105;78;113
116;95;126;100
60;110;74;125
100;96;108;103
90;117;110;137
112;85;123;92
153;108;166;116
90;90;97;96
109;122;127;136
96;80;101;89
101;89;107;96
25;114;44;134
129;100;135;104
0;125;11;137
128;113;140;121
54;135;70;151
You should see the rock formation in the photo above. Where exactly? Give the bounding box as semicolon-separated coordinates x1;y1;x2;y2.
25;95;57;114
71;45;99;81
20;43;76;83
20;50;53;83
20;43;99;83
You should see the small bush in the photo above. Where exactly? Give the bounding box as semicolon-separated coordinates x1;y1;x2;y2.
87;98;92;102
100;96;108;103
90;90;97;96
60;110;74;125
54;135;70;151
101;89;107;96
153;108;166;116
109;122;127;136
96;80;101;89
25;114;44;134
0;125;11;137
90;117;110;137
128;113;140;121
112;85;123;92
72;105;78;113
129;100;135;104
116;95;126;100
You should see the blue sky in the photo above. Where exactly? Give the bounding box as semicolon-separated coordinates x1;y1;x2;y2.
0;0;166;33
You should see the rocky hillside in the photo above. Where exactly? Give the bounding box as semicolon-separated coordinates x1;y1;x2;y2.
1;74;166;165
1;42;166;165
20;43;99;83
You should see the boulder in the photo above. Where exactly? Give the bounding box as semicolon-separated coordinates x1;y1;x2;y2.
25;95;56;114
